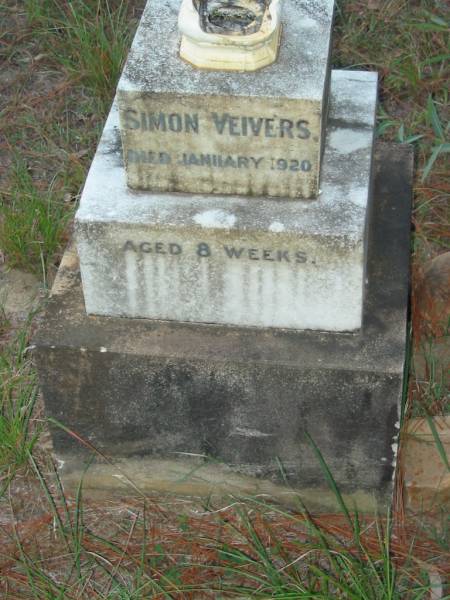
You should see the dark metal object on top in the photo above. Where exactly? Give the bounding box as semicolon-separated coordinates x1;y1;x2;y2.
193;0;271;35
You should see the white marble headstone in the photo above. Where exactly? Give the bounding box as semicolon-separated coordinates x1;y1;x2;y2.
76;70;377;332
117;0;335;199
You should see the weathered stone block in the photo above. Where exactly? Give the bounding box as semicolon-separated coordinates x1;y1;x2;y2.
403;416;450;512
77;70;377;332
34;144;412;510
117;0;335;199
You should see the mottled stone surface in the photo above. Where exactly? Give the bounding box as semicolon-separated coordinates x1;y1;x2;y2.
117;0;335;198
0;268;41;319
34;144;413;510
403;417;450;512
414;251;450;339
77;70;377;332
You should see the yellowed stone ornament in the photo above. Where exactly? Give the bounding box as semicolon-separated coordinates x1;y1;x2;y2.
179;0;281;71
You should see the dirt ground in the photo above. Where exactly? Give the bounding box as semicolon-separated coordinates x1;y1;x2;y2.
0;0;449;597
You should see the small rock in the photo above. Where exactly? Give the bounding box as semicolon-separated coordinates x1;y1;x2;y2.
0;267;41;319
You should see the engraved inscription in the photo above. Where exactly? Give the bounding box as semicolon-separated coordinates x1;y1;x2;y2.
123;110;199;133
119;97;321;197
123;240;183;255
126;150;312;173
122;109;311;139
123;240;309;264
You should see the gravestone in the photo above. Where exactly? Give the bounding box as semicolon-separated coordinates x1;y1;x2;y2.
34;0;412;510
117;0;334;199
78;70;376;332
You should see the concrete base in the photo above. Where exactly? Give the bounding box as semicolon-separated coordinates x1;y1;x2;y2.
34;144;412;511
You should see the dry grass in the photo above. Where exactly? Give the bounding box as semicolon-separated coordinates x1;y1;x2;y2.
1;472;449;598
0;0;449;597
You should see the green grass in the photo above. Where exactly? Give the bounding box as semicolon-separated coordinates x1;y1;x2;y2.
0;0;449;597
0;320;39;492
334;0;449;258
0;160;70;276
0;0;136;276
24;0;132;104
0;444;447;598
411;335;450;417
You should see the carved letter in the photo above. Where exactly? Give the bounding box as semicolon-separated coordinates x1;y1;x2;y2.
123;109;140;130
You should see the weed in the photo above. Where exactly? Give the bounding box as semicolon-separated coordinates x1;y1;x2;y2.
0;320;39;492
0;160;71;276
411;338;450;417
0;306;11;338
22;0;53;25
422;95;450;182
23;0;133;104
0;0;138;276
1;441;448;598
334;0;450;262
425;413;450;472
0;0;448;596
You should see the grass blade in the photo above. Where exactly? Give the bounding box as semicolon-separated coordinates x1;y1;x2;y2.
304;432;353;530
424;414;450;471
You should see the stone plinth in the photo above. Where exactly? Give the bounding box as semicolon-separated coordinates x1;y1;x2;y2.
34;144;412;510
77;70;377;332
117;0;335;199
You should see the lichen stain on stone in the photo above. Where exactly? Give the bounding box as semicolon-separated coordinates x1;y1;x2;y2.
328;128;371;154
232;427;274;438
269;221;285;232
50;244;79;297
56;454;380;512
193;209;237;229
103;126;123;159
